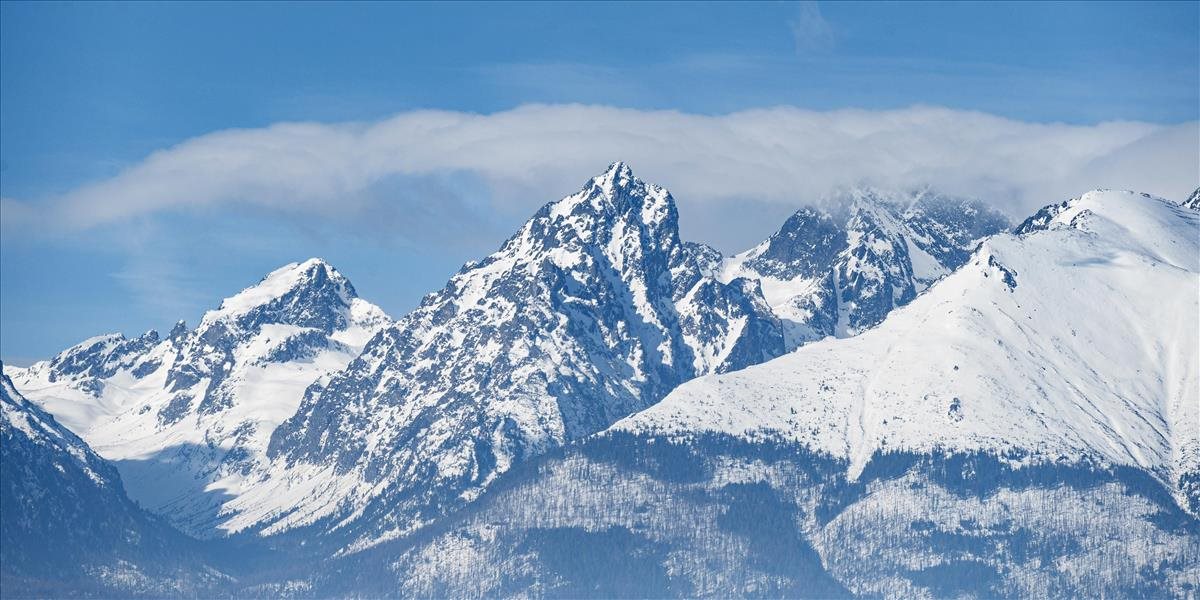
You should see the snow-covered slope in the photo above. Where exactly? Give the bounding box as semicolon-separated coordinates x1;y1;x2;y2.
720;188;1010;348
5;259;392;537
218;162;786;546
620;190;1200;512
1;367;224;595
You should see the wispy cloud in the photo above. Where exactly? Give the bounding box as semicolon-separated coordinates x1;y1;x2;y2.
4;104;1196;253
790;1;835;54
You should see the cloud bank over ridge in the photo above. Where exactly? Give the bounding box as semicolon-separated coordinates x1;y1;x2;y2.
5;104;1197;249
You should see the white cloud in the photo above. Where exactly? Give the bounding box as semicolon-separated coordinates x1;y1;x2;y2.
7;104;1198;252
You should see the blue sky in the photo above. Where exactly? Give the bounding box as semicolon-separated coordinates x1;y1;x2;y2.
2;1;1198;363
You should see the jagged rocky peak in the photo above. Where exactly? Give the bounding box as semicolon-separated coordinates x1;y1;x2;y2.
751;186;1012;276
829;186;1010;269
166;257;386;415
1184;187;1200;211
244;162;784;545
900;190;1012;268
721;186;1010;348
445;162;682;300
745;207;848;280
517;160;680;254
168;319;189;341
582;160;664;216
200;257;358;334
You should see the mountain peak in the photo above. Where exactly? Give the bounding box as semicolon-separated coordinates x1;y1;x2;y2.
202;258;357;329
593;160;635;190
584;160;646;203
743;206;847;281
532;162;677;243
254;162;785;543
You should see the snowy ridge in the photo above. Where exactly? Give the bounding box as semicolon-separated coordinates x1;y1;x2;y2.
205;259;343;322
219;162;786;545
618;190;1200;511
7;259;393;537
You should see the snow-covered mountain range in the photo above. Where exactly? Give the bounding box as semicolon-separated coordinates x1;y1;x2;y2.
223;165;1012;551
5;259;391;537
315;188;1199;598
2;164;1197;597
621;189;1199;512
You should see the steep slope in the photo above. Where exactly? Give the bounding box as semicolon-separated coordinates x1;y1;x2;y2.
5;259;392;537
221;162;786;547
1;368;225;597
721;188;1009;348
622;190;1199;509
